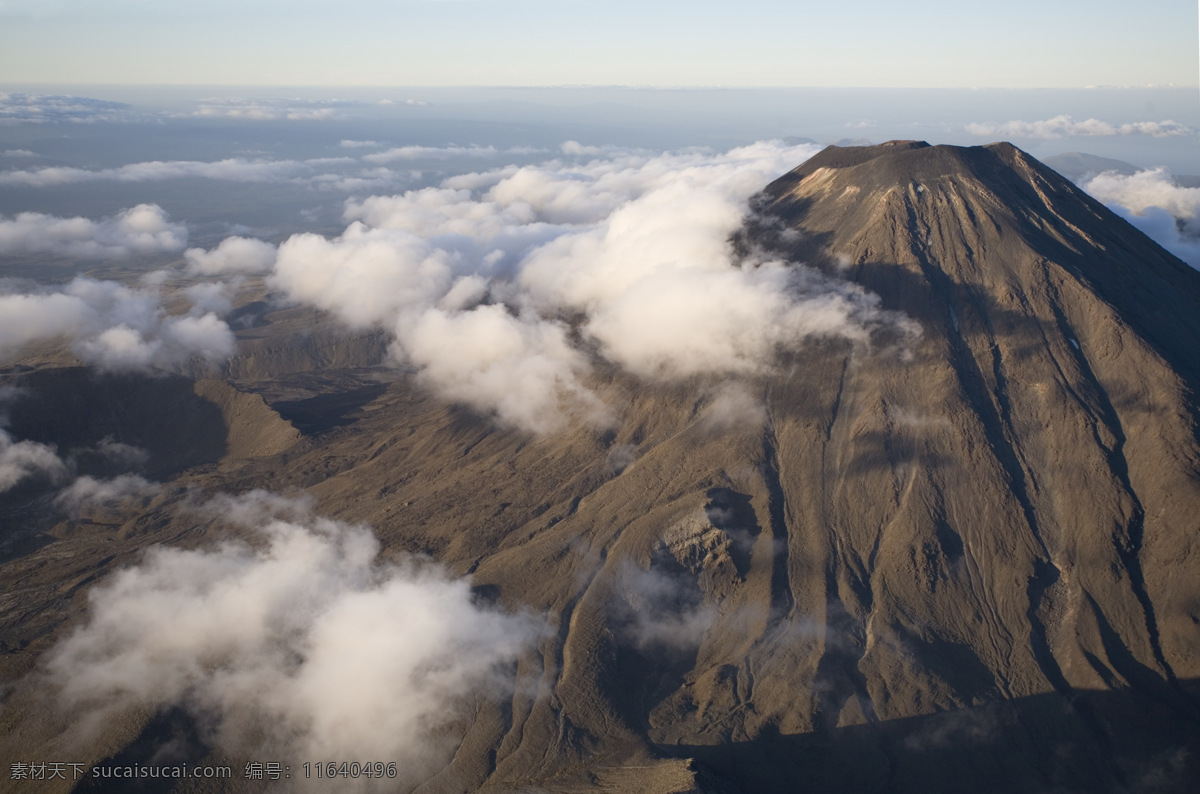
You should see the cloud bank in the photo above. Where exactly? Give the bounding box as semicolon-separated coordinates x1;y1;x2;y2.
0;158;315;187
966;115;1193;140
45;491;536;777
1081;168;1200;267
0;204;187;258
269;140;915;433
0;92;133;124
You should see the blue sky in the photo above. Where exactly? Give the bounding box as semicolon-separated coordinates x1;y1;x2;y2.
0;0;1195;87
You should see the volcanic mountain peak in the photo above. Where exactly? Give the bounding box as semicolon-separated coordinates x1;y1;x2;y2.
745;140;1200;385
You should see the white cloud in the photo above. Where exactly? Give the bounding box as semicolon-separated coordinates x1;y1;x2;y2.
55;473;159;518
181;282;234;317
0;92;133;124
186;98;354;122
339;139;381;149
309;167;415;193
0;277;235;371
0;204;187;258
362;145;502;164
399;305;608;434
266;140;916;433
0;428;67;492
91;438;151;469
45;491;537;776
965;115;1194;140
184;236;277;276
272;225;457;329
615;561;715;654
2;148;37;157
699;382;768;434
0;158;311;187
1081;168;1200;267
559;141;643;157
1082;168;1200;224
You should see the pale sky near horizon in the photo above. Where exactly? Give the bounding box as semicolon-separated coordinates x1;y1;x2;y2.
0;0;1195;88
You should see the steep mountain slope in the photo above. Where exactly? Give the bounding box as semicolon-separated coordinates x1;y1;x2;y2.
1;141;1199;793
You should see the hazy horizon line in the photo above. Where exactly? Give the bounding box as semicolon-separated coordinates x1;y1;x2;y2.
3;83;1197;92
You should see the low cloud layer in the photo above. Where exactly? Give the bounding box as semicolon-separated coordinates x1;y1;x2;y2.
1081;168;1200;267
0;204;187;258
270;140;915;432
362;145;505;164
1;155;415;193
45;491;536;776
0;92;134;124
0;277;235;370
966;115;1193;140
0;158;316;187
182;97;391;122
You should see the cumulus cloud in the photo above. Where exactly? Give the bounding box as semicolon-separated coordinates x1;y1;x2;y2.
0;204;187;258
0;277;235;371
399;305;606;434
0;427;67;492
45;491;537;777
184;236;277;276
965;115;1193;140
2;148;37;157
1081;168;1200;267
339;139;382;149
266;140;915;433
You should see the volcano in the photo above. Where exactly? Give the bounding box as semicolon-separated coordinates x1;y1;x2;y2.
2;141;1199;793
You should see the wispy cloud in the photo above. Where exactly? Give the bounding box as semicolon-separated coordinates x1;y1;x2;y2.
0;92;134;124
55;473;160;518
185;97;361;122
362;144;506;164
1;156;415;192
0;158;313;187
966;115;1193;139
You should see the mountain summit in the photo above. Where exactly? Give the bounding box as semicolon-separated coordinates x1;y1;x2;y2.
2;142;1199;793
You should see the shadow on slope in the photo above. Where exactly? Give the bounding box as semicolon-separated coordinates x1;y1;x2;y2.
5;367;226;479
660;682;1200;794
